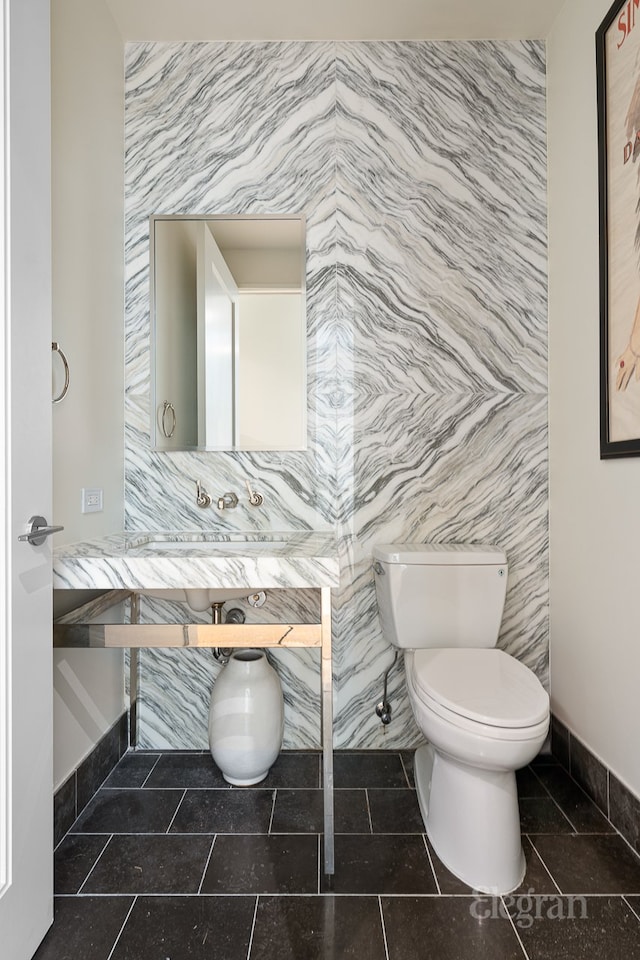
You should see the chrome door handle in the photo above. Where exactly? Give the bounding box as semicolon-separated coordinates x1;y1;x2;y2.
52;342;70;403
18;515;65;546
160;400;176;438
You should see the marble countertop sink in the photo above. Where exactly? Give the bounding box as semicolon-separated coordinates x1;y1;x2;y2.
53;531;340;592
127;535;291;553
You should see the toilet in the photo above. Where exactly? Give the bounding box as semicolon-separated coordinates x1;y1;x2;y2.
373;543;549;894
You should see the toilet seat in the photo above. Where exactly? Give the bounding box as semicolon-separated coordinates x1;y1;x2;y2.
409;648;549;733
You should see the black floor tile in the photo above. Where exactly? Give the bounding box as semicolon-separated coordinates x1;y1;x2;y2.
381;895;525;960
513;837;562;895
368;788;425;833
257;751;320;788
71;788;183;834
54;834;110;894
321;834;437;894
530;749;559;767
519;797;575;834
143;752;228;789
46;748;640;959
103;752;160;788
271;788;370;833
333;751;407;788
516;766;549;798
109;896;256;960
32;896;134;960
170;788;274;833
516;896;640;959
400;749;416;787
627;896;640;920
531;834;640;894
533;764;615;833
251;896;387;959
201;834;318;894
81;834;213;894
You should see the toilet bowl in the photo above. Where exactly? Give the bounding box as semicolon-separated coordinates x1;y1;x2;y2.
373;543;550;894
406;648;548;892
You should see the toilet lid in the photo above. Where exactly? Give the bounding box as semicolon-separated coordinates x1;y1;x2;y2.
411;648;549;728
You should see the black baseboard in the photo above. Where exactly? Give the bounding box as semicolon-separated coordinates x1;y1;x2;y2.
551;715;640;855
53;711;129;846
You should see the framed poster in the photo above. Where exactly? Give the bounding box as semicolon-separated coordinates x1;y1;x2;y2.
597;0;640;457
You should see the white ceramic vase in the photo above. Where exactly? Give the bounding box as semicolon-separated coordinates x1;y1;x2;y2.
208;649;284;785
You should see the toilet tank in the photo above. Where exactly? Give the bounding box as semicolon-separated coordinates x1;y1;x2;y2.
373;544;508;649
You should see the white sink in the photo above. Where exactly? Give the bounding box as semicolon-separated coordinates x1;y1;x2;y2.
184;588;253;611
130;535;292;610
53;531;340;592
138;587;254;610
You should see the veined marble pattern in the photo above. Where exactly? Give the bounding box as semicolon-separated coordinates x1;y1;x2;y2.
124;41;338;535
124;41;340;750
135;590;322;750
331;42;547;748
53;532;340;591
334;394;548;748
124;40;548;751
335;41;547;399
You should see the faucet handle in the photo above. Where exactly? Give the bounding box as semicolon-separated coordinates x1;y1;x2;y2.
245;480;264;507
195;480;212;508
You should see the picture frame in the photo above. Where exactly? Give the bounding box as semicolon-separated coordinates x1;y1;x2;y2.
597;0;640;457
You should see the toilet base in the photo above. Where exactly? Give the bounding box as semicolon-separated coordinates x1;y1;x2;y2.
415;743;526;895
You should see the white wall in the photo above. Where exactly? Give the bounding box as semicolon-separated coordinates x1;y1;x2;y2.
548;0;640;797
51;0;126;788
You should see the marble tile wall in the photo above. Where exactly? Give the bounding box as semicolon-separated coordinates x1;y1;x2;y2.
124;42;337;535
124;40;548;750
133;591;322;750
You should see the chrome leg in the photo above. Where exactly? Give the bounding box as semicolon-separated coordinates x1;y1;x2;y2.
320;587;334;877
129;593;140;748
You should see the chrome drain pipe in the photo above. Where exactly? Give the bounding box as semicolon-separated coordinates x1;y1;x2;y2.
212;606;246;664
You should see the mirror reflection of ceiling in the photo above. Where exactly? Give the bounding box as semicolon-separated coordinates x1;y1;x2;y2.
104;0;565;41
210;218;302;256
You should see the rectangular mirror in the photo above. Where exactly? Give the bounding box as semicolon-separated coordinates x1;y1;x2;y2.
150;214;307;451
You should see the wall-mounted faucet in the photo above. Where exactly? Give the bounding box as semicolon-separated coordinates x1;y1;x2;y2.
195;480;263;510
217;492;239;511
195;480;212;508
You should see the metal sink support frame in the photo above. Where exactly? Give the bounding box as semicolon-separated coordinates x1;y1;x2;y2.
54;587;335;879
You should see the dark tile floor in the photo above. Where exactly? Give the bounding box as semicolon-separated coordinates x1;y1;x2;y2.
35;750;640;959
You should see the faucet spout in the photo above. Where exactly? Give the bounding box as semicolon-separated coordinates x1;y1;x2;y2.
217;492;239;510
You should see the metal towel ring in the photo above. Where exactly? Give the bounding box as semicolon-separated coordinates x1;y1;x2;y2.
52;341;70;403
161;400;176;438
